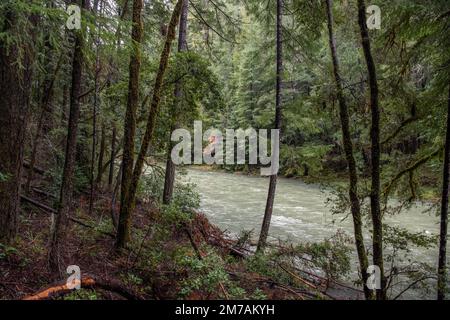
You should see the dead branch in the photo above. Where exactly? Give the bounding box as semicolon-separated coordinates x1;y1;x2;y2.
19;195;116;238
23;276;143;300
23;161;46;175
383;147;442;196
381;116;419;145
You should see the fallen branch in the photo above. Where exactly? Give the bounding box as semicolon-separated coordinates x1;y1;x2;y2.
31;187;57;199
184;224;229;300
23;276;143;300
20;195;115;238
23;161;46;175
20;194;56;214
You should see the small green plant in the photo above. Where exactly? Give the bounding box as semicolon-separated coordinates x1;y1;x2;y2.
0;243;18;260
122;272;144;286
291;231;352;282
63;289;99;300
0;171;9;182
177;248;229;298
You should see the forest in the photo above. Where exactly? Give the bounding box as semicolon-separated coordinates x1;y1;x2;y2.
0;0;449;303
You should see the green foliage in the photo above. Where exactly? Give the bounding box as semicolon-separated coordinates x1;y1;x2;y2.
0;171;9;182
178;248;229;298
63;289;99;300
0;243;18;260
292;231;352;282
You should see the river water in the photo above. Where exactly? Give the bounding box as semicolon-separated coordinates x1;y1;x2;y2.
183;167;442;299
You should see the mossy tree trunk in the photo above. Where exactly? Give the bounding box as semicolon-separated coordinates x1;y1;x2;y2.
437;82;450;300
163;0;189;205
116;0;144;249
116;0;184;249
325;0;373;300
0;6;36;243
357;0;385;300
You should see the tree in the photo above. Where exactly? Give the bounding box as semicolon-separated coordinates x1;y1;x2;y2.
163;0;189;205
108;124;117;190
116;0;184;249
116;0;144;249
438;82;450;300
257;0;282;252
325;0;373;300
48;0;87;275
0;3;36;243
357;0;385;299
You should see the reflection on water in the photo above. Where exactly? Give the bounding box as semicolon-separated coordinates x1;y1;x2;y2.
183;167;441;298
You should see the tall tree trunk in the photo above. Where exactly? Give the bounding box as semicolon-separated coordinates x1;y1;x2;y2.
163;0;189;205
96;123;107;187
108;124;117;189
89;3;101;215
0;8;35;243
48;0;87;275
357;0;385;300
437;82;450;300
257;0;282;252
325;0;373;300
25;48;62;195
116;0;184;249
116;0;145;249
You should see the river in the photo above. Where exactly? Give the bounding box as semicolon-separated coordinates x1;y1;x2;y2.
183;167;441;299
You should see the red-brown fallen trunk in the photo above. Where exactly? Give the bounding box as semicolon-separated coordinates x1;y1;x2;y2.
23;276;143;300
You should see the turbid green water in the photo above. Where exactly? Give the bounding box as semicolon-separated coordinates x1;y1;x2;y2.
184;167;442;299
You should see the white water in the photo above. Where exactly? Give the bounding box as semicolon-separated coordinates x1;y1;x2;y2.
183;167;442;299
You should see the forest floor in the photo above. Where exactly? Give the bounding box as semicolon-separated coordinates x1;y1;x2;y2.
1;189;339;300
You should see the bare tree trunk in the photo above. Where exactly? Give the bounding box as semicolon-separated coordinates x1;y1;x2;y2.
108;124;117;189
0;8;35;243
257;0;282;252
438;82;450;300
48;0;86;275
25;51;62;194
163;0;189;205
116;0;184;249
96;123;107;187
89;3;101;215
357;0;385;300
116;0;145;249
325;0;373;300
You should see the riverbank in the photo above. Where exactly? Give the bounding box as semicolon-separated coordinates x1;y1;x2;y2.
1;190;355;300
182;166;441;299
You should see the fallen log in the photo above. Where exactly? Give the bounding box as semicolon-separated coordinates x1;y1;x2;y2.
23;276;143;300
32;187;57;199
23;161;46;175
20;194;116;238
20;194;56;214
